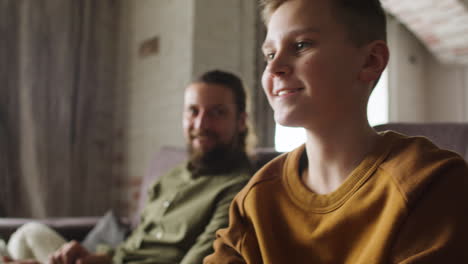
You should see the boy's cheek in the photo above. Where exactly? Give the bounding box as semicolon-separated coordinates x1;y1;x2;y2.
261;74;272;95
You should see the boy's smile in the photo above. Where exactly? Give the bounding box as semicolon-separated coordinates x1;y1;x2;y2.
274;87;304;97
261;0;368;129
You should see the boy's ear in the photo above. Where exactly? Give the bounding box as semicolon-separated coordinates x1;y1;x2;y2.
359;40;389;83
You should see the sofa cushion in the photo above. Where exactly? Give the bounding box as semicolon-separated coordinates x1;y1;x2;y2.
0;217;99;241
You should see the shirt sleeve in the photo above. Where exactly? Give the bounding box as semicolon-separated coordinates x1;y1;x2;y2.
180;181;247;264
203;186;249;264
391;164;468;263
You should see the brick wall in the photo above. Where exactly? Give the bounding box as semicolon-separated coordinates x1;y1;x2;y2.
115;0;257;217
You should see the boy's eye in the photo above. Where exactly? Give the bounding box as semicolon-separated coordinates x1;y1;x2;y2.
264;52;275;62
295;41;312;51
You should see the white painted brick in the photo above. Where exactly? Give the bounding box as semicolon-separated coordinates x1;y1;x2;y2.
382;0;468;64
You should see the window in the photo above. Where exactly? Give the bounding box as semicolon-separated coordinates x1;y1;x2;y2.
367;69;389;127
275;125;307;152
274;69;389;152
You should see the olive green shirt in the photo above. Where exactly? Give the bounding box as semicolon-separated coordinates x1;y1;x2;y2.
113;161;251;264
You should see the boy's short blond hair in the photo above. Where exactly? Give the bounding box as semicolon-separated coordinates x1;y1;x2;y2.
260;0;387;46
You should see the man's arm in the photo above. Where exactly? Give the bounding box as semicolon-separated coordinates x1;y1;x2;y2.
180;182;246;264
391;165;468;263
202;185;251;264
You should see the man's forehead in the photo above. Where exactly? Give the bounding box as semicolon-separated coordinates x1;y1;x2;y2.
184;82;236;107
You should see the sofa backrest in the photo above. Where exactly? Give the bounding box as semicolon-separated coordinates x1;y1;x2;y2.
374;122;468;160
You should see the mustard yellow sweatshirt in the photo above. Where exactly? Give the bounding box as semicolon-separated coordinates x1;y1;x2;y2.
204;131;468;263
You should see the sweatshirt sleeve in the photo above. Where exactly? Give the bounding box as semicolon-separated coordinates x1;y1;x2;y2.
391;163;468;263
203;189;248;264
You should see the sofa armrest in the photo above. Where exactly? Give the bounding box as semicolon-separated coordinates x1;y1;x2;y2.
0;217;101;241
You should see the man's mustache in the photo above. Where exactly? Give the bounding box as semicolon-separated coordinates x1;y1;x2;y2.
190;131;219;139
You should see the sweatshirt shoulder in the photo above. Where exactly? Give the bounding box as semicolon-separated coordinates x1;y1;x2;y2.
246;151;290;190
232;149;295;213
380;132;468;205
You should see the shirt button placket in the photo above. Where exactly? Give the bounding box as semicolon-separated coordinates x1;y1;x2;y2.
155;231;163;240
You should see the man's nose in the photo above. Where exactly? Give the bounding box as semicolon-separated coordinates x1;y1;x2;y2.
193;111;210;130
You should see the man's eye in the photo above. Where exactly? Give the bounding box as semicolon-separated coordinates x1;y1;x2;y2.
188;108;198;116
211;108;226;117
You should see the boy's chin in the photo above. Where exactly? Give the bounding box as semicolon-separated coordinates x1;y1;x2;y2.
274;114;304;128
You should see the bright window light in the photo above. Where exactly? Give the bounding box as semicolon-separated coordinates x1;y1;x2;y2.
274;125;306;152
367;69;389;127
274;69;389;152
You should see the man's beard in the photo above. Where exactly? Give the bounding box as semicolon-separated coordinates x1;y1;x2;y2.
187;136;248;176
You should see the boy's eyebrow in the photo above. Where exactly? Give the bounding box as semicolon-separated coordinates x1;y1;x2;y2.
262;27;321;50
287;27;321;36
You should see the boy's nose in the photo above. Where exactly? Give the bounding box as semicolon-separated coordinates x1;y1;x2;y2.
266;54;292;77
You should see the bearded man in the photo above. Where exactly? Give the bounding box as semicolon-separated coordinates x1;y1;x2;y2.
6;70;253;264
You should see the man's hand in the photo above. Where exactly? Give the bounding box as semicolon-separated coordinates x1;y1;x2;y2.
2;256;40;264
47;241;110;264
73;255;111;264
48;241;88;264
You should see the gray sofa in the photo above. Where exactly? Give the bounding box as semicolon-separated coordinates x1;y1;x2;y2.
374;122;468;160
1;122;468;240
0;147;282;240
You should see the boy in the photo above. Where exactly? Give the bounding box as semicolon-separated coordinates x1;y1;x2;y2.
204;0;468;263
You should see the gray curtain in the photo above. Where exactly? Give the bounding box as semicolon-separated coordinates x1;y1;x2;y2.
0;0;121;217
252;12;275;148
0;111;12;217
